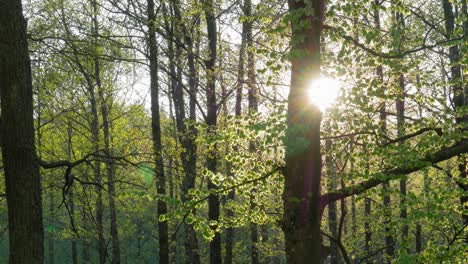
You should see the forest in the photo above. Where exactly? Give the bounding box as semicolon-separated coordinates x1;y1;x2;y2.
0;0;467;263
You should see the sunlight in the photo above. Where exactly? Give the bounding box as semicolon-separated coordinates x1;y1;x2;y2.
307;77;341;111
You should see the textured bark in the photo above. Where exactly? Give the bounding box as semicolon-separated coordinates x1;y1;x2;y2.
283;0;323;262
0;0;44;262
147;1;169;263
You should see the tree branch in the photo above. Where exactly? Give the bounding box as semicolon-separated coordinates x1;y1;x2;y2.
322;140;468;206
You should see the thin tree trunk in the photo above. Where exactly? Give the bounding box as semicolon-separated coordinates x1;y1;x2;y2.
89;1;106;262
364;146;372;262
166;1;201;262
93;4;121;261
326;140;339;264
224;2;248;262
67;122;78;264
442;0;468;230
283;0;323;262
0;0;44;262
202;0;221;262
397;73;408;252
147;0;169;262
374;1;394;259
98;72;120;264
49;189;55;264
244;0;259;262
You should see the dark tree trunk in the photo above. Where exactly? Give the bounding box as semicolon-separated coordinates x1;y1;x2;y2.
364;197;371;257
89;1;106;262
0;0;44;262
442;0;464;117
48;189;55;264
374;1;394;259
203;0;221;262
283;0;323;263
166;1;201;262
98;72;121;264
415;224;422;253
67;122;78;264
93;2;121;261
147;1;169;263
442;0;468;230
245;0;259;262
38;96;54;264
392;8;408;253
224;2;248;262
326;140;339;264
396;73;408;251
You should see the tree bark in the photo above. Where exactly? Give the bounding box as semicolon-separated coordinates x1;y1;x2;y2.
0;0;44;262
147;0;169;263
283;0;323;262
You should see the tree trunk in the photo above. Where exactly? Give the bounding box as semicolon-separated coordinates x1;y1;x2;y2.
93;2;121;261
224;2;248;262
98;68;121;264
396;73;408;252
147;1;169;263
245;0;259;262
442;0;468;230
203;0;221;262
326;140;339;264
67;122;78;264
283;0;323;263
166;1;202;262
374;1;394;259
89;1;106;262
0;0;44;262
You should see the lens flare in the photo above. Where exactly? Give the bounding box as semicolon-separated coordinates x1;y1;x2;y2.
307;77;341;111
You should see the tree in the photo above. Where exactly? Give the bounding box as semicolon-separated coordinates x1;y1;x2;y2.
0;0;44;263
283;0;323;262
147;0;169;262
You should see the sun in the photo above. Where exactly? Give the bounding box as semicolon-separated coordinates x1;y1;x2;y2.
307;77;341;111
